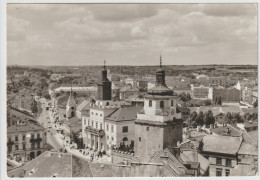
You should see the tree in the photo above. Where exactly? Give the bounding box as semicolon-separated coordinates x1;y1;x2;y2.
30;100;38;114
204;99;212;106
196;111;204;126
188;111;198;127
234;113;243;123
252;112;258;121
224;112;233;125
203;110;215;125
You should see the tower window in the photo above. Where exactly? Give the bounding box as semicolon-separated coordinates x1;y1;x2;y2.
149;100;152;107
171;100;174;106
122;126;128;133
139;137;141;141
146;127;149;131
160;101;164;108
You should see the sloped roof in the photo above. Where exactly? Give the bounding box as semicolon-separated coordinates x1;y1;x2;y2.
106;106;142;122
202;135;242;155
76;99;92;111
8;152;72;178
241;108;258;114
180;150;210;175
64;117;81;127
231;163;257;176
238;140;258;156
67;92;77;107
146;149;187;176
211;125;242;137
8;123;45;133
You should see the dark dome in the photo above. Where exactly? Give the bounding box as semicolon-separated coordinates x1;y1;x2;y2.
148;84;173;96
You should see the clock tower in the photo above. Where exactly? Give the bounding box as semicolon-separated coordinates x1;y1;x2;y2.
134;56;183;158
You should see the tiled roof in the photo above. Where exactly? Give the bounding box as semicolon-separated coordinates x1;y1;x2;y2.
180;150;210;175
8;152;72;178
211;125;242;137
238;140;258;156
241;108;258;114
106;106;141;122
8;123;45;133
64;117;81;127
76;99;92;111
146;149;187;176
202;135;242;155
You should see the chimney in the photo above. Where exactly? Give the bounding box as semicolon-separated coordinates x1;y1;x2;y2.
197;125;201;132
194;150;198;162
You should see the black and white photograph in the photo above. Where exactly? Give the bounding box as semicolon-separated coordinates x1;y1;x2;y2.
2;1;259;178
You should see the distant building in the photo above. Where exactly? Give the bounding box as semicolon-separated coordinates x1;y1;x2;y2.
136;80;148;92
120;86;139;100
7;123;47;163
191;84;213;100
213;88;241;105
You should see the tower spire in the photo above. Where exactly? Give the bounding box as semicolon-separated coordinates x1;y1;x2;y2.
104;59;106;69
160;55;162;68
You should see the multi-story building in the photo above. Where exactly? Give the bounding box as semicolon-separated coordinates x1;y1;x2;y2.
82;63;117;153
105;106;142;151
7;123;47;163
136;80;148;92
191;84;213;100
213;88;241;105
200;135;243;176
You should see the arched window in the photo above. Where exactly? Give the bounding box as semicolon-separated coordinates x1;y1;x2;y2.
106;102;109;106
122;137;128;141
171;100;174;106
149;100;152;107
160;101;164;108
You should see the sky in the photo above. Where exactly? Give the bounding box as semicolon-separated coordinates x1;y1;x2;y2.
7;3;258;66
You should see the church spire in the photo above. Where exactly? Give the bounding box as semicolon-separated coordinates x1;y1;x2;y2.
160;54;162;68
104;59;106;70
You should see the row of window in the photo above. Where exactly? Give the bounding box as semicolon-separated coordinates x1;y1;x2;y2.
216;158;232;167
216;168;230;176
91;112;103;117
148;100;174;108
10;133;41;142
8;142;41;151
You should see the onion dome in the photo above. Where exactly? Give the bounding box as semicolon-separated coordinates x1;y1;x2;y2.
148;56;173;96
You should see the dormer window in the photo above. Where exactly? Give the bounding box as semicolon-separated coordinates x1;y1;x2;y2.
149;100;152;107
160;101;164;108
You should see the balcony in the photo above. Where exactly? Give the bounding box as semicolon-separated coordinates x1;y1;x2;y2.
30;138;42;143
85;126;105;137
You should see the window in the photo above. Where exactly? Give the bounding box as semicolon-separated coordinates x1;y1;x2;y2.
23;144;26;150
100;123;103;130
15;136;18;141
22;135;26;141
91;121;94;128
37;134;40;139
123;137;128;141
84;119;86;125
122;126;128;133
216;168;222;176
100;114;102;117
111;137;114;141
96;123;98;129
106;102;109;106
146;127;149;131
107;124;109;131
107;136;109;140
8;145;12;152
8;137;11;143
31;134;35;139
88;120;90;126
31;143;35;150
96;113;98;116
216;158;222;165
226;159;231;167
139;137;141;141
171;100;174;106
160;101;164;108
91;112;93;115
37;142;40;149
225;169;230;176
15;145;18;150
111;125;114;133
149;100;152;107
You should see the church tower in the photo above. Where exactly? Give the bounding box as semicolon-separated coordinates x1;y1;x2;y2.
96;60;112;101
134;56;183;158
66;88;77;119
